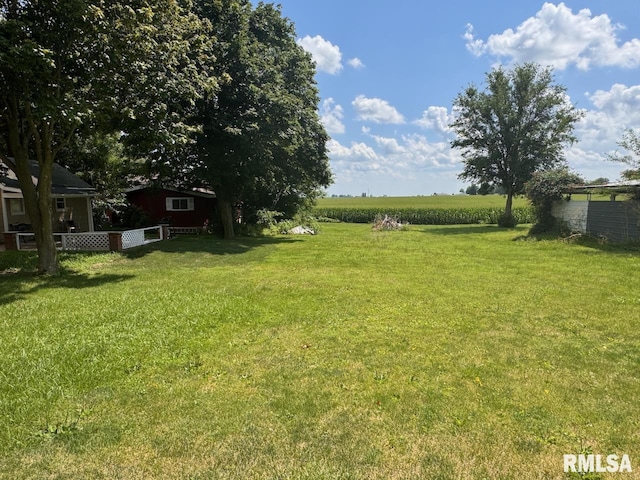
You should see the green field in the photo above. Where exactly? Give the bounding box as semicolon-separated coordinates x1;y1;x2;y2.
1;225;639;479
314;195;534;225
316;194;529;209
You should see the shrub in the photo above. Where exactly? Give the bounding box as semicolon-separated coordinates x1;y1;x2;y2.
497;213;518;228
255;209;283;229
119;204;154;229
525;168;584;233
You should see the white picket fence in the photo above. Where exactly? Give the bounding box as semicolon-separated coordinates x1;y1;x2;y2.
15;225;164;251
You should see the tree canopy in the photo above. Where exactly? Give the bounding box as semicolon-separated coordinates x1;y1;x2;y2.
2;0;331;270
609;129;640;181
192;0;331;239
450;63;583;226
1;0;213;274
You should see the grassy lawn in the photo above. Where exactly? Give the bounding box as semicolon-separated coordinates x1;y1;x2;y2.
1;224;640;479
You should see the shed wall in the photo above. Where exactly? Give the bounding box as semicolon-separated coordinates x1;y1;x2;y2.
551;200;588;233
127;189;217;227
586;201;640;242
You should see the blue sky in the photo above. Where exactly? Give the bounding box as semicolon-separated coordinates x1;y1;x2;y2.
275;1;640;196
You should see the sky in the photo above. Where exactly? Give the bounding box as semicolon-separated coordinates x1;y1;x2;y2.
274;1;640;196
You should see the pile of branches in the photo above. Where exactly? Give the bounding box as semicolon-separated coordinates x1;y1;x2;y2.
372;214;405;231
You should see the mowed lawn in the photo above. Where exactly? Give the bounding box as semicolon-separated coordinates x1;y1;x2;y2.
1;224;639;479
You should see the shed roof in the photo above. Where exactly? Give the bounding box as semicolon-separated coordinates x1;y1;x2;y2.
563;179;640;194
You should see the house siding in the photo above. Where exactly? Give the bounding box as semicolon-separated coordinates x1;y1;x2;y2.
53;197;92;232
2;196;30;228
0;191;5;237
127;189;216;227
1;194;93;235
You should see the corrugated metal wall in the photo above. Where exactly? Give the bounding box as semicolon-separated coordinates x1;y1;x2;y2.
586;202;640;242
552;199;640;242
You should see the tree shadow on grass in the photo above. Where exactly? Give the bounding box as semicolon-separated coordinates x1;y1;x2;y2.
122;234;302;261
513;232;640;256
0;270;134;306
0;234;302;305
416;224;521;236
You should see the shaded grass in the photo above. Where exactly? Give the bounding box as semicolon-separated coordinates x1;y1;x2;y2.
1;225;639;479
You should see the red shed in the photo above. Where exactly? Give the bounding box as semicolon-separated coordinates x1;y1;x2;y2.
126;186;217;228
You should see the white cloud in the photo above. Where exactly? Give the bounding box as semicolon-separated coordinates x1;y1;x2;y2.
327;139;380;162
465;3;640;70
463;24;485;57
371;135;405;156
414;106;455;135
586;84;640;122
319;98;345;135
347;57;365;69
326;129;463;185
352;95;405;124
574;84;640;151
296;35;343;74
562;84;640;181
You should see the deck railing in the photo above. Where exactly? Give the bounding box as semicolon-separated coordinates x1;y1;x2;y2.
12;225;165;252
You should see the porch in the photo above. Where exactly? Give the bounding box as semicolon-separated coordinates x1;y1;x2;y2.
4;225;167;252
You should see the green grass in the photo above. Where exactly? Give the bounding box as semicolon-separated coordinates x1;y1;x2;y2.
1;225;640;479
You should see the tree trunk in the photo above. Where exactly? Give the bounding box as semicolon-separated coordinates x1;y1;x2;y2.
34;182;57;274
11;163;58;275
5;119;59;275
35;220;58;275
504;190;514;219
218;199;235;240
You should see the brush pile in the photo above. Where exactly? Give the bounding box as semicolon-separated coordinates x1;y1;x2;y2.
372;214;405;231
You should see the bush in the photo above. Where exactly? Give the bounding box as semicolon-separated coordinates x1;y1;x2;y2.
255;209;283;229
497;213;518;228
525;168;584;233
119;204;154;229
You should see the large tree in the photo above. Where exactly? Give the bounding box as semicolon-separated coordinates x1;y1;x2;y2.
450;63;583;225
194;0;331;239
0;0;211;274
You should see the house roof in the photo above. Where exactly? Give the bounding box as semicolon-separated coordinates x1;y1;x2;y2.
125;184;216;199
563;180;640;194
1;159;95;196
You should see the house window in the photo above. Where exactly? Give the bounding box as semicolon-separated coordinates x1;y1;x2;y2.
9;198;25;215
166;197;194;211
55;198;66;211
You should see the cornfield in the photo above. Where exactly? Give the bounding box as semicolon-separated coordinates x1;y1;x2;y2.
312;206;535;225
